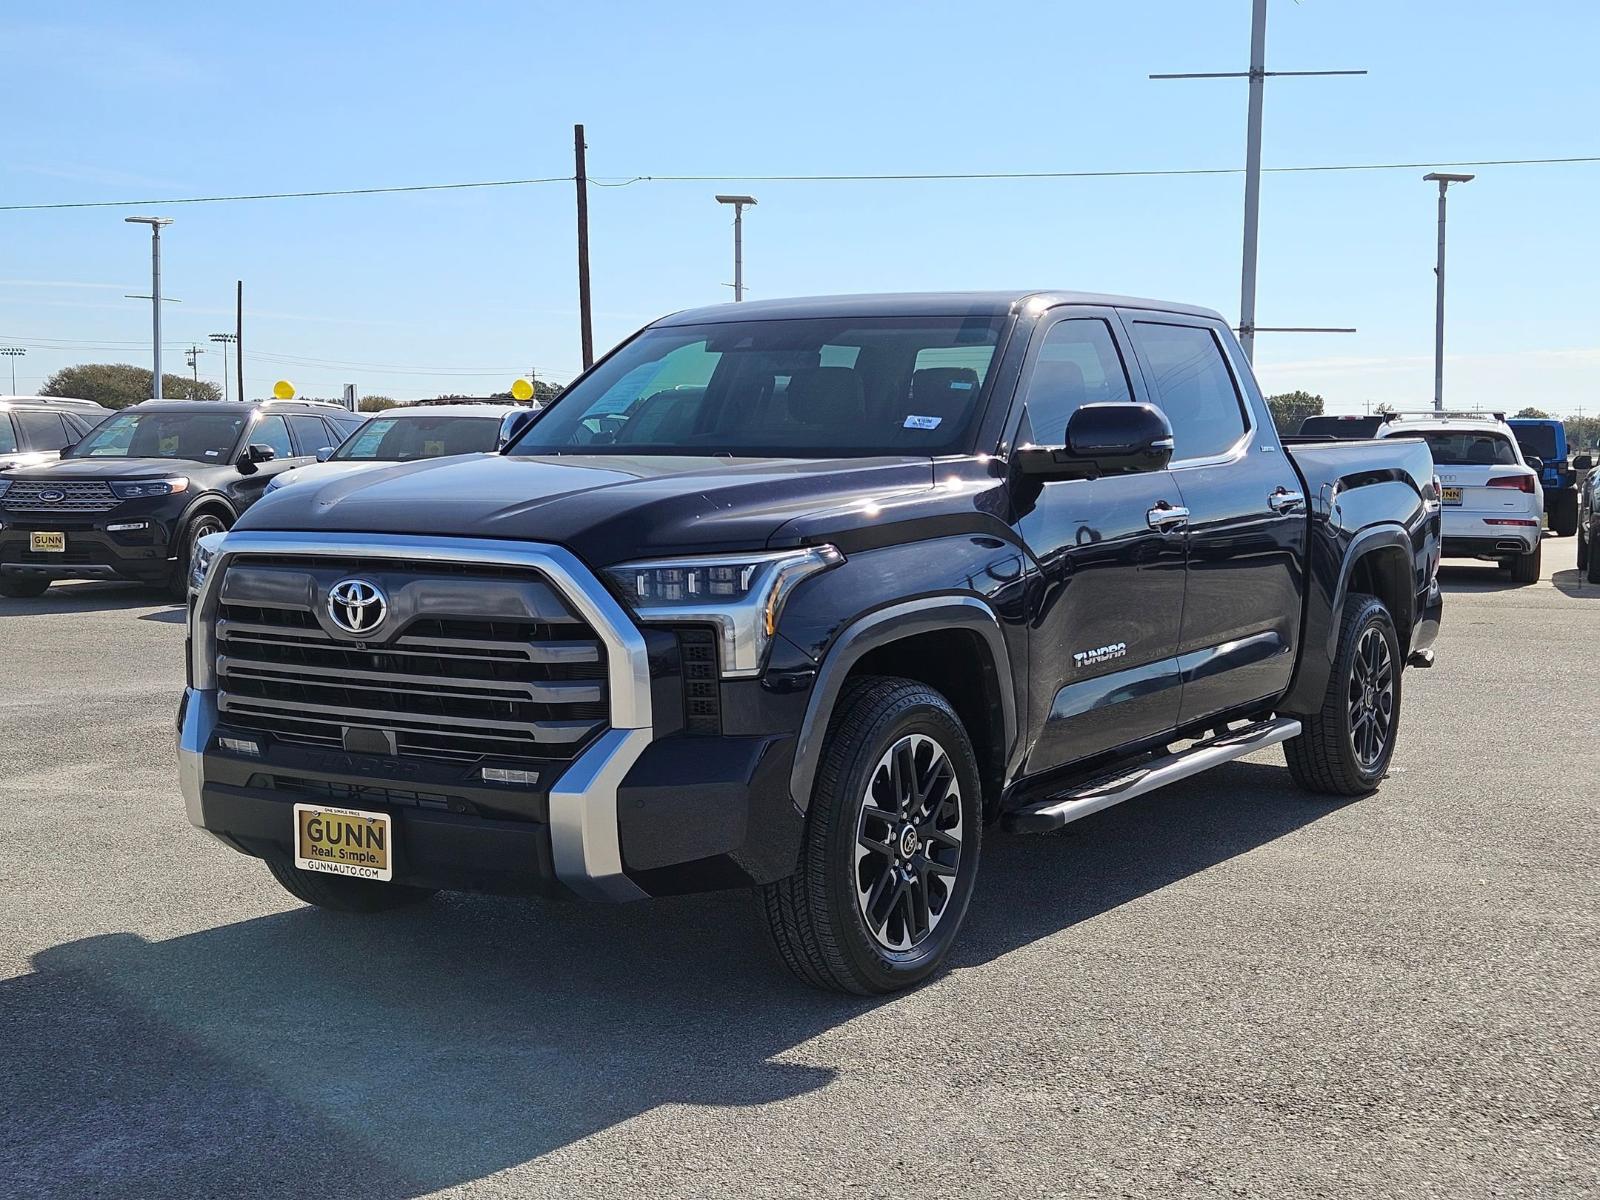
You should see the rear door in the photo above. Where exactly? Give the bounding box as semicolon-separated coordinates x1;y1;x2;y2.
1009;308;1188;773
1121;314;1306;725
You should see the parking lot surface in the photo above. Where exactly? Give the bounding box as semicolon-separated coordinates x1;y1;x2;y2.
1;541;1595;1199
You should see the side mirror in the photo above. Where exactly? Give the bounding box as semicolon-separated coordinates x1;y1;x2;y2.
1014;402;1175;483
1574;454;1593;472
315;446;335;462
498;407;540;450
236;443;277;473
1526;455;1544;473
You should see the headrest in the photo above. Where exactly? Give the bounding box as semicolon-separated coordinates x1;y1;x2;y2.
1030;358;1087;406
786;366;865;427
909;366;980;411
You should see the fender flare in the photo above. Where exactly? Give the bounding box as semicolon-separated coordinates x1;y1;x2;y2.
787;596;1017;812
172;495;238;558
1327;524;1415;659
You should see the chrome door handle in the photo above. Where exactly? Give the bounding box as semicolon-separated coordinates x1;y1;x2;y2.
1269;489;1305;513
1147;503;1190;530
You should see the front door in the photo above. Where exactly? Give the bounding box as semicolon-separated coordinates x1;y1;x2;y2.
1120;315;1306;725
1009;310;1188;774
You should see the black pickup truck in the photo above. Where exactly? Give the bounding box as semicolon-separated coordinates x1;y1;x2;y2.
178;292;1442;993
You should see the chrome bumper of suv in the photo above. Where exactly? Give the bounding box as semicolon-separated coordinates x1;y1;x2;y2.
178;531;653;902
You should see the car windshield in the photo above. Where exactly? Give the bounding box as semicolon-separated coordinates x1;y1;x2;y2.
335;414;502;461
1412;430;1519;466
1300;415;1384;439
507;315;1006;457
1511;425;1559;461
74;410;246;462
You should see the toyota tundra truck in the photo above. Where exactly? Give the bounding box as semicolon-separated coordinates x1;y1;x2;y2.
177;291;1442;994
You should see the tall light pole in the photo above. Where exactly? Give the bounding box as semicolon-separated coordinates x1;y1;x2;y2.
1424;173;1473;412
715;195;757;301
124;216;173;398
0;347;23;393
209;333;237;401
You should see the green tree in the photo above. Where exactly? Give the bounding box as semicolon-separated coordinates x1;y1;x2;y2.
1513;406;1552;419
359;394;397;412
1265;390;1324;435
1374;402;1397;416
41;363;221;408
489;379;563;405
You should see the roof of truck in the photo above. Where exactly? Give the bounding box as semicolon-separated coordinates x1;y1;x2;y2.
656;291;1225;326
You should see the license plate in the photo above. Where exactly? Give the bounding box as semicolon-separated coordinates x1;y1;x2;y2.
1441;486;1463;506
293;803;392;881
29;531;66;552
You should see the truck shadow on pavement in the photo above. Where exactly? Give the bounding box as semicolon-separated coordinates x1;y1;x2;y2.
0;581;178;615
2;761;1348;1198
1551;568;1600;598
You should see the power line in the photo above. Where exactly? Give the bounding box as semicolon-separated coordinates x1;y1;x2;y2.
2;156;1597;211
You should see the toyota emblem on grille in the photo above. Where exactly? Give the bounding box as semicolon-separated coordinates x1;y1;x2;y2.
327;578;388;634
38;489;65;503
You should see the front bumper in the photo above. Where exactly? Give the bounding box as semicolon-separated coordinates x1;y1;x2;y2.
0;514;177;582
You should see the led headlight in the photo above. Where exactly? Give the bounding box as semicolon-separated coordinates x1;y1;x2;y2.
111;477;189;499
189;531;226;594
607;546;843;677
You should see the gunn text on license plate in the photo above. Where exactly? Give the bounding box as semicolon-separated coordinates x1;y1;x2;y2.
29;531;66;552
1441;486;1463;506
293;803;393;881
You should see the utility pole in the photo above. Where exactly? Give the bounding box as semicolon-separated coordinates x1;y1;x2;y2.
235;280;245;402
0;347;23;393
124;216;174;397
209;332;237;401
715;195;758;301
185;345;205;398
1424;173;1474;411
1151;0;1364;361
574;124;594;370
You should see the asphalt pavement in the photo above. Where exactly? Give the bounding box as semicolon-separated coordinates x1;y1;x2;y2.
1;541;1595;1199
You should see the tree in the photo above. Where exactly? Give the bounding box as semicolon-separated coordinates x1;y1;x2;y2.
41;363;221;408
1374;402;1397;416
359;394;397;412
489;379;563;405
1265;390;1324;435
1513;406;1552;419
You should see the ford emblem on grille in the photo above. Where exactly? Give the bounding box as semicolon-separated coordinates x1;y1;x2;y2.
38;489;65;503
327;578;388;634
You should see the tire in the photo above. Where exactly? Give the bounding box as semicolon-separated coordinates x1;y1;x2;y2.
1589;533;1600;585
1509;539;1542;585
1284;593;1402;796
758;676;983;995
0;575;50;598
167;511;228;600
1549;490;1579;538
1579;525;1590;571
264;856;437;913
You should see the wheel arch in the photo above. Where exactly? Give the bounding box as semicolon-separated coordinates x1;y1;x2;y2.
789;598;1016;821
174;495;237;550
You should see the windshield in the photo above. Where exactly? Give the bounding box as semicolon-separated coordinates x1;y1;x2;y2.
507;315;1005;457
335;414;501;461
1511;424;1559;461
75;410;245;462
1300;415;1384;439
1413;430;1519;466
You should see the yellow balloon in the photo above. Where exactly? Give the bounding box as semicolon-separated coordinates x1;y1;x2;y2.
510;378;534;401
272;380;296;400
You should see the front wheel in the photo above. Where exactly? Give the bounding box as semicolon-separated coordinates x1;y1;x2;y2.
168;512;228;600
0;575;50;599
1284;593;1401;796
758;676;982;994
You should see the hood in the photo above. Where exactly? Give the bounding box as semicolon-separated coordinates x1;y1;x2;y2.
239;453;940;564
0;456;212;481
267;460;385;491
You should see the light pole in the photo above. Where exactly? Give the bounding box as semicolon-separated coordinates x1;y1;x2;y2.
209;333;237;401
124;216;173;398
0;347;23;393
715;195;757;301
1424;173;1473;411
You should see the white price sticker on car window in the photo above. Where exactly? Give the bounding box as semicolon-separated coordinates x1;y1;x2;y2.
903;415;942;430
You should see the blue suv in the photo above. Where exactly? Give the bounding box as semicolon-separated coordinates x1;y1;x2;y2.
1508;418;1578;536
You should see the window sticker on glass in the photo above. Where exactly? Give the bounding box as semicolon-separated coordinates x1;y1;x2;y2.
423;440;446;456
903;414;942;430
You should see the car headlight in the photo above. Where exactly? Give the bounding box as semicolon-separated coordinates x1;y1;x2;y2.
189;532;226;593
606;546;843;677
111;478;189;499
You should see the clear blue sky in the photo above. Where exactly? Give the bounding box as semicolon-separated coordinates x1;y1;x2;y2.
5;0;1598;415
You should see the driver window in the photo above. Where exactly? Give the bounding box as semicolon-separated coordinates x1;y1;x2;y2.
1016;318;1133;446
250;414;294;458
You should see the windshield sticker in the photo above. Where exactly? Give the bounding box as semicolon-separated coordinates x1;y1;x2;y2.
903;415;942;430
204;450;219;457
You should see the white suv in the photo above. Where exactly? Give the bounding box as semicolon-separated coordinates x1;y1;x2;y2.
1377;412;1545;583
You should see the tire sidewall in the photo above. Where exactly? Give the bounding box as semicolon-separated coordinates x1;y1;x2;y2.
1338;599;1402;787
172;512;226;594
822;693;982;991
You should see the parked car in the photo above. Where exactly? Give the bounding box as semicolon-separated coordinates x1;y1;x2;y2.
1376;412;1545;584
264;403;530;495
0;398;364;598
1575;450;1600;583
0;396;107;473
178;291;1442;993
1508;417;1579;536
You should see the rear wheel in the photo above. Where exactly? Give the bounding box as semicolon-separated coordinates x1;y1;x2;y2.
1509;539;1542;585
0;575;50;599
1549;490;1579;537
264;856;437;913
1284;593;1401;796
1579;524;1590;570
1589;532;1600;585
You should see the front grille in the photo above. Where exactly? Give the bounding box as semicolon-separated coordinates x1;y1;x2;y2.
1;481;120;513
214;557;609;766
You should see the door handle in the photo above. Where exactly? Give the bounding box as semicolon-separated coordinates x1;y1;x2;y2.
1269;488;1305;513
1146;503;1190;530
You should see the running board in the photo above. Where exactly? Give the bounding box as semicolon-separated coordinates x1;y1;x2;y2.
1002;717;1302;834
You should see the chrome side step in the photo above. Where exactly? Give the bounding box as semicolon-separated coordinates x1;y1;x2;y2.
1002;716;1303;834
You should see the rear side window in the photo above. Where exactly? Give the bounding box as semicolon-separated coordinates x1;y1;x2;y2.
288;415;335;454
1016;318;1133;445
1129;322;1248;460
0;414;17;455
1510;424;1559;461
249;414;294;458
15;410;72;451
